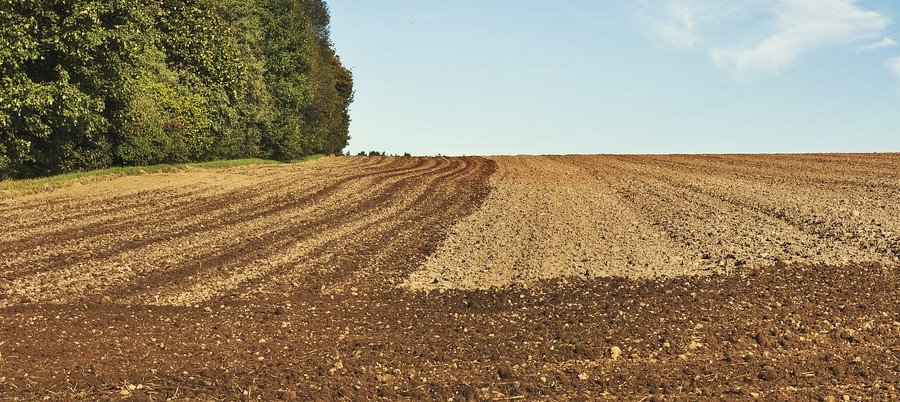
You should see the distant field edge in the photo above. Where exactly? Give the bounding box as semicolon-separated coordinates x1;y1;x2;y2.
477;151;900;157
0;155;326;197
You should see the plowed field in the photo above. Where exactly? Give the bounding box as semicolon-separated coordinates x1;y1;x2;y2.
2;154;900;400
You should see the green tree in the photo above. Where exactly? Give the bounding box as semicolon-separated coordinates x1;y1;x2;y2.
0;0;353;179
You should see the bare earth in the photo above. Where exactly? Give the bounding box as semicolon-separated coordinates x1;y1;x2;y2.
1;154;900;400
409;154;900;289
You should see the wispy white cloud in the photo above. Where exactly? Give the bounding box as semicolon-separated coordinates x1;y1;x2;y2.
887;56;900;80
641;0;756;49
640;0;892;79
650;3;698;48
860;37;898;51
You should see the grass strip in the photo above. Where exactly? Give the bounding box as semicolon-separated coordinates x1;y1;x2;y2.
0;156;324;196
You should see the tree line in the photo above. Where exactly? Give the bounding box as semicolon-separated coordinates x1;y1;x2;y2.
0;0;352;179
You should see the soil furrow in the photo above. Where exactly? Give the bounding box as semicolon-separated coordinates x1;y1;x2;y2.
0;158;439;281
92;157;470;305
0;157;426;255
612;155;900;264
0;156;396;238
242;157;494;298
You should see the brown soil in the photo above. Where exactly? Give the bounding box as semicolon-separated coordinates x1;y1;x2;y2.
1;154;900;400
408;154;900;289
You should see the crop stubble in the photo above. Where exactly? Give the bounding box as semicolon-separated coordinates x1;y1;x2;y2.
1;154;900;400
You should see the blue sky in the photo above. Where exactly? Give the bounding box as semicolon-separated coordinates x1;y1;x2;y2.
328;0;900;155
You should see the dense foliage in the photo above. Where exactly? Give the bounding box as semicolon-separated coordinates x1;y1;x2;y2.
0;0;352;179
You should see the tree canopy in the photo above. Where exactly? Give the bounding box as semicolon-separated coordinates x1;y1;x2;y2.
0;0;352;179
